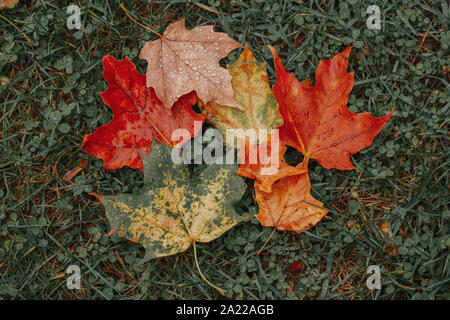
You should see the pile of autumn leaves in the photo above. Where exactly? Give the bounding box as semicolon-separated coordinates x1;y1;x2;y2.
82;19;393;256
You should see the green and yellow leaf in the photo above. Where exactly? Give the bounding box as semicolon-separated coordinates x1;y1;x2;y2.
91;141;247;261
199;43;283;145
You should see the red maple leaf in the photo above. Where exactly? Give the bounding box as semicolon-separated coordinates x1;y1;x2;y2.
269;46;394;170
81;56;205;171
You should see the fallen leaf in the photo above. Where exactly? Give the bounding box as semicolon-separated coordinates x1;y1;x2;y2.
199;43;283;145
288;261;303;273
91;141;247;260
236;135;306;193
139;18;241;112
79;159;88;167
81;56;205;171
269;46;394;170
254;160;328;233
0;76;10;85
0;0;18;9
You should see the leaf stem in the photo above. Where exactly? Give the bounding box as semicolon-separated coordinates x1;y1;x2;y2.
256;227;276;256
120;4;162;38
192;241;226;296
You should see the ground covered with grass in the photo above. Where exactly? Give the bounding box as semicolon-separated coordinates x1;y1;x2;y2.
0;0;448;300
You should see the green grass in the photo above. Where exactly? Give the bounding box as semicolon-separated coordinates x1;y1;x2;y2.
0;0;448;300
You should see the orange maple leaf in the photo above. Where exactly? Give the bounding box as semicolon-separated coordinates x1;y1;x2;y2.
236;135;306;193
0;0;18;10
81;56;205;171
254;160;327;233
269;46;394;170
139;19;241;112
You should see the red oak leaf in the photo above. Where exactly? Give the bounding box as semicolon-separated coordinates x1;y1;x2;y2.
81;56;205;171
269;46;394;170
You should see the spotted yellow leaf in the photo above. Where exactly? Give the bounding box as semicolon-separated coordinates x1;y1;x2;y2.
91;141;246;261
